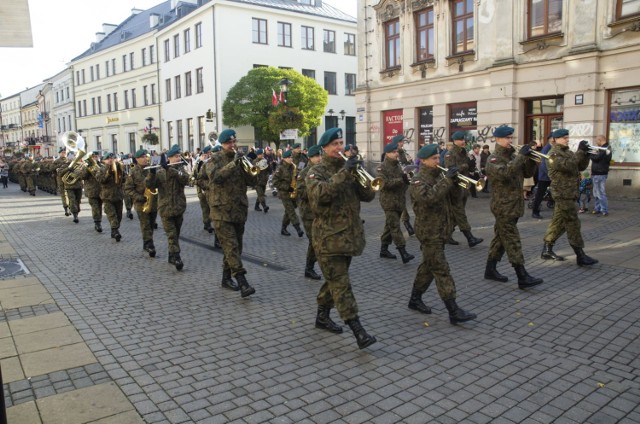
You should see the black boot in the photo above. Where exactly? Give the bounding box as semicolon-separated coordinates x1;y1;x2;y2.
484;259;509;282
204;221;213;233
403;220;415;236
235;273;255;298
254;201;262;211
293;224;304;237
397;246;415;264
214;236;222;249
462;230;483;247
380;244;397;259
345;317;376;349
152;222;158;229
513;264;543;289
143;241;156;258
94;221;102;233
112;228;121;242
221;269;239;291
127;209;134;220
304;259;321;280
408;289;431;314
443;299;477;324
281;225;291;236
315;306;343;333
446;236;460;245
173;254;184;271
541;242;565;261
72;213;79;224
571;245;598;266
262;202;269;213
532;211;543;219
64;207;71;217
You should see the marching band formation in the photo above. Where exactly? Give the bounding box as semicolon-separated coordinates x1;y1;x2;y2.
2;126;602;349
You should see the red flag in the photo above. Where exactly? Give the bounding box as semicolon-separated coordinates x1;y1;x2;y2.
272;89;278;106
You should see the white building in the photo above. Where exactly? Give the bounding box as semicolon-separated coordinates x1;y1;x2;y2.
49;68;77;147
0;93;22;150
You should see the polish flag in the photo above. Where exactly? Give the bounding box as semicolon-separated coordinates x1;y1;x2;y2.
272;89;278;106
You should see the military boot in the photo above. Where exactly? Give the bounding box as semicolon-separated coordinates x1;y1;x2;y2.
261;202;269;213
541;242;565;261
94;221;103;233
304;259;321;280
127;209;134;220
571;245;598;266
221;268;239;291
72;213;79;224
446;236;460;245
173;254;184;271
235;273;255;298
380;244;397;259
112;228;122;242
397;246;415;264
403;220;415;236
462;230;483;247
254;201;262;211
315;306;343;333
513;264;543;289
204;221;213;233
293;224;304;237
143;240;156;258
443;299;477;324
64;206;71;217
484;259;509;282
345;317;377;349
281;225;291;236
408;289;431;314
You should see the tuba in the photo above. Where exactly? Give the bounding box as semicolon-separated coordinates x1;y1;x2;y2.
142;187;158;213
61;131;87;185
338;152;382;191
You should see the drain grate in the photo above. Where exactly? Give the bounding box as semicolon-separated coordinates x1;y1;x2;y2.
0;258;29;279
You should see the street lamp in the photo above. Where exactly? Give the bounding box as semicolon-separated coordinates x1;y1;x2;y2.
327;109;335;117
278;78;293;105
205;109;215;122
339;110;346;120
146;117;154;131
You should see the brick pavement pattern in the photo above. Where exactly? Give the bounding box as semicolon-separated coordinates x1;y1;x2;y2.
2;181;640;423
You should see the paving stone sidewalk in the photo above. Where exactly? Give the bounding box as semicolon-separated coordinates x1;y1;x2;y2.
1;182;639;423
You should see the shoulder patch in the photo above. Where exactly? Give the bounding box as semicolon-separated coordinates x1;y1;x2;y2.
308;173;316;179
489;157;498;163
412;180;422;185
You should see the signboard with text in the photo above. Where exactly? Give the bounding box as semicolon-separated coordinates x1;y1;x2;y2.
383;109;403;145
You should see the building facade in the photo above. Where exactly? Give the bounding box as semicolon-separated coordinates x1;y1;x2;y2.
50;68;77;144
356;0;640;197
0;93;22;151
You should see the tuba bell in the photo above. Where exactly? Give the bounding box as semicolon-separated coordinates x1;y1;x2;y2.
61;131;87;185
142;187;158;213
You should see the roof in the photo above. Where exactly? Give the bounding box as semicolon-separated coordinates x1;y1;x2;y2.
226;0;356;23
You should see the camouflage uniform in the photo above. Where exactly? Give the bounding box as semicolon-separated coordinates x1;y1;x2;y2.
17;159;27;192
252;157;270;210
398;148;413;224
96;163;125;233
24;158;37;195
273;161;301;229
81;163;104;225
60;164;84;216
377;156;408;248
485;144;536;265
292;151;308;170
297;162;318;274
444;143;472;232
125;164;157;247
53;156;69;212
306;155;375;322
409;166;457;300
193;159;212;229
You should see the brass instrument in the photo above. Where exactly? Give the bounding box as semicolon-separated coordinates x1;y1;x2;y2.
513;145;554;165
289;163;298;199
61;131;87;185
587;145;612;155
403;164;418;179
142;187;158;213
112;161;121;185
255;158;269;171
338;152;382;191
235;151;260;176
437;166;485;191
143;162;186;170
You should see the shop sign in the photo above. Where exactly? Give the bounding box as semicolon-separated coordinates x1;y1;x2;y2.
383;109;403;145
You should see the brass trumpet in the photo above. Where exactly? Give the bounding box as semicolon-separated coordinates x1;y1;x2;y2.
437;166;485;191
234;151;260;176
513;145;554;165
588;145;612;155
339;152;382;191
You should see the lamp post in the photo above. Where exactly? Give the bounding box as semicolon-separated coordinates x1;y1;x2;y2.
146;117;154;131
339;110;346;121
327;109;334;117
278;78;293;105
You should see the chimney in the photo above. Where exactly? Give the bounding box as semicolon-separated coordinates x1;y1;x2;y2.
102;23;117;35
95;32;106;43
131;8;143;15
149;13;160;28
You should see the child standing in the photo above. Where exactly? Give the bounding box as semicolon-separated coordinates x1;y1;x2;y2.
578;171;593;213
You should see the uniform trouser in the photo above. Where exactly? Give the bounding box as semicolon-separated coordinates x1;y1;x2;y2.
488;216;524;265
302;217;316;264
380;209;406;247
531;180;551;214
57;176;68;208
197;192;210;224
212;220;246;276
280;197;300;227
161;213;184;254
256;184;267;204
66;188;83;214
316;255;359;322
18;175;26;191
1;176;7;188
135;206;156;244
412;242;457;300
450;189;471;232
88;196;103;222
544;198;584;248
103;199;123;229
26;174;36;192
401;204;410;223
124;193;133;211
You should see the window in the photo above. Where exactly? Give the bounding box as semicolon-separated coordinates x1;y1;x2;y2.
122;54;127;72
385;19;400;68
142;47;147;66
167;121;174;146
124;90;130;109
196;68;204;93
175;75;182;99
166;78;172;101
187;118;194;152
111;58;116;75
415;7;435;61
151;84;156;104
129;133;136;154
96;64;100;80
198;116;205;146
113;93;118;111
324;71;337;95
323;29;336;53
105;61;110;77
302;69;316;80
143;86;149;106
345;73;356;96
278;22;292;47
130;52;135;70
150;45;155;63
195;23;203;48
301;26;314;50
164;39;170;62
184;28;191;53
90;66;95;81
76;70;80;85
177;119;183;150
185;71;192;96
174;34;180;58
111;135;118;155
452;0;474;54
253;18;268;44
617;0;640;19
131;88;136;108
97;96;102;114
344;33;356;56
81;69;86;84
528;0;562;38
107;94;112;112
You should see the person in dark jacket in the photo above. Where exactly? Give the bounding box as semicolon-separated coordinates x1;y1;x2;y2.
590;134;612;216
531;133;554;219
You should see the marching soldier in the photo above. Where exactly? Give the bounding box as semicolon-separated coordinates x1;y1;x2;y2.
297;144;322;280
273;150;304;237
483;126;543;289
206;129;257;296
53;147;71;216
377;140;415;263
95;152;124;242
125;149;158;257
291;142;308;170
17;156;27;192
58;156;84;223
444;131;483;247
306;128;377;350
146;145;190;270
408;144;477;324
395;135;416;236
194;145;214;233
252;148;270;213
81;152;104;233
24;155;37;195
541;129;598;266
122;155;135;220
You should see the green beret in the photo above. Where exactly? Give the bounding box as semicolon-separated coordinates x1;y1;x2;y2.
318;128;343;147
417;144;439;159
392;135;405;144
166;144;181;157
493;126;514;138
552;129;569;138
451;131;465;141
344;144;351;152
58;147;66;153
103;152;115;160
92;151;100;156
256;148;264;155
218;129;236;143
283;150;292;158
307;145;321;157
384;141;398;154
292;143;301;149
134;149;149;158
202;145;212;154
212;145;222;152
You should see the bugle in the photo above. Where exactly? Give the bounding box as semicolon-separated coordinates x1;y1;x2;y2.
338;152;382;191
588;145;612;155
437;166;485;191
234;150;260;176
513;145;554;165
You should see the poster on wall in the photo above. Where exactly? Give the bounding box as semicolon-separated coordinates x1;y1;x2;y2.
383;109;403;145
419;106;434;147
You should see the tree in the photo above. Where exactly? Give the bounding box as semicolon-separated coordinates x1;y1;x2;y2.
222;67;328;148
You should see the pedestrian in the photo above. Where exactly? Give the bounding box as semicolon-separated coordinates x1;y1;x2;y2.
468;144;481;198
124;149;158;257
95;152;125;242
306;127;377;349
541;129;598;266
483;126;543;289
531;133;554;219
296;144;323;280
480;144;491;193
577;171;593;213
590;134;612;216
273;149;304;237
408;143;477;324
0;160;8;188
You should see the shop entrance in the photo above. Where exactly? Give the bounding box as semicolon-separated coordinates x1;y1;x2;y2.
525;97;564;145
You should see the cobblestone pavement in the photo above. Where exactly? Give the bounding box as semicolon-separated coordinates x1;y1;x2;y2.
2;181;640;424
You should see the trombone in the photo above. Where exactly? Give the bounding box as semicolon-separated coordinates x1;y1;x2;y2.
437;166;485;191
338;152;382;191
588;145;612;155
513;145;554;165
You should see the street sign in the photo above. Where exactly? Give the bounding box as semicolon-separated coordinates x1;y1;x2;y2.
280;129;298;140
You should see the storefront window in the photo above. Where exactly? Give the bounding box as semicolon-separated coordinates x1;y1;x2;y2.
449;102;477;147
609;87;640;164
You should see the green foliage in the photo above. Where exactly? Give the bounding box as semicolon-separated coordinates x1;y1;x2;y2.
142;133;159;145
222;67;328;144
